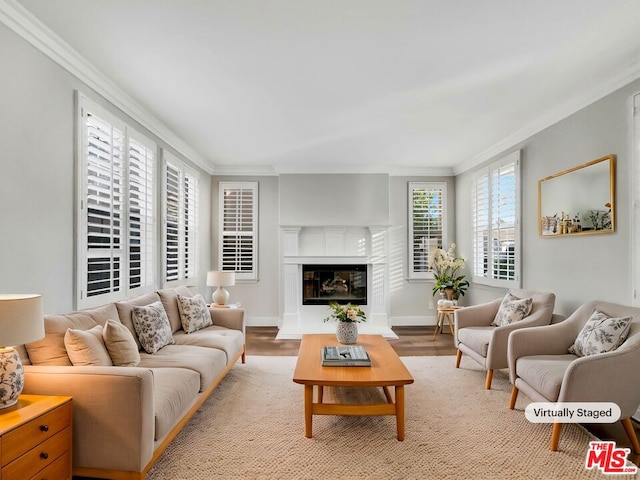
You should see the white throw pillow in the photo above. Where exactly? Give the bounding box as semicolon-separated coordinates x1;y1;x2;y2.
64;325;113;366
569;310;632;357
103;319;141;366
132;301;175;354
491;293;533;327
177;294;212;333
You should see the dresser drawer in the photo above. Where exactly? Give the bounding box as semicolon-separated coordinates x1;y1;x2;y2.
29;449;71;480
1;402;72;466
2;426;71;479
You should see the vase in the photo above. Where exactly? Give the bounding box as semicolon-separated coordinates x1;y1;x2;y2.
444;286;454;301
336;322;358;344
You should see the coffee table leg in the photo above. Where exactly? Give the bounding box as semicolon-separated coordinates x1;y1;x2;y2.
304;384;313;438
396;385;405;441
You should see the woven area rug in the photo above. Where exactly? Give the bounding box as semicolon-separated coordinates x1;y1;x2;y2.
147;356;638;479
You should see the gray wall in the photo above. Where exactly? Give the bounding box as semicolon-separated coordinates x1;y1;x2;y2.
0;23;211;313
456;78;640;316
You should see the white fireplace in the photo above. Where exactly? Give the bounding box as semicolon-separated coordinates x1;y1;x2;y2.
277;225;397;339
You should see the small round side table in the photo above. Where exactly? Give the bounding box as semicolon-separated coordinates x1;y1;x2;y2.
433;306;460;340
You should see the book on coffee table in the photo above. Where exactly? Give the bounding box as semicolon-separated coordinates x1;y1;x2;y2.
321;345;371;367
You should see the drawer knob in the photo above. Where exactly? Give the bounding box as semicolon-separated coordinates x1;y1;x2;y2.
40;452;49;460
39;424;49;432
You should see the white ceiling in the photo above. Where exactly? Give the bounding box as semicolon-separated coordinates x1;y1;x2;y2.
12;0;640;174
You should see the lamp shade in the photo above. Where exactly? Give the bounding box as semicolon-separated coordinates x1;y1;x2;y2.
206;271;236;287
0;294;44;346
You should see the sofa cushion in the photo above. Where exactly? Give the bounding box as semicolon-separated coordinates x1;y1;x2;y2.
491;293;533;327
132;301;175;354
82;303;121;327
457;326;493;357
115;292;162;349
516;354;575;402
64;325;113;366
103;319;141;366
568;310;632;357
173;325;244;364
158;286;194;333
25;312;96;366
150;367;200;441
139;345;227;392
177;294;212;334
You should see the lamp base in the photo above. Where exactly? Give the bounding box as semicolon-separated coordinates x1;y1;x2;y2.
0;347;23;409
212;287;230;306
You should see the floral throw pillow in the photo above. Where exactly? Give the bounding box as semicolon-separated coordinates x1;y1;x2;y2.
568;310;632;357
491;293;533;327
177;294;212;334
131;301;174;354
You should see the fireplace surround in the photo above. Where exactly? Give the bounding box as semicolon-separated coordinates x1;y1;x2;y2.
277;225;396;339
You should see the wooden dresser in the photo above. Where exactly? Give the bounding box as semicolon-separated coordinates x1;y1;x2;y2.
0;395;72;480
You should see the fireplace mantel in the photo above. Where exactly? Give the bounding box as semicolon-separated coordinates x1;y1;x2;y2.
277;225;396;339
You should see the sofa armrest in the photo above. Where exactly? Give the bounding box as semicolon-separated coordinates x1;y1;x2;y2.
23;365;155;473
209;307;245;334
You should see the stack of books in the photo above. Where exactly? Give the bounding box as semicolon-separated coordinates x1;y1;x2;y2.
321;345;371;367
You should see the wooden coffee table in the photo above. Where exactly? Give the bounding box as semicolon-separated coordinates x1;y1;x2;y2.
293;334;414;440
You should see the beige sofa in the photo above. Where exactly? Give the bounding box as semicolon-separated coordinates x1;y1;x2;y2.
17;286;245;480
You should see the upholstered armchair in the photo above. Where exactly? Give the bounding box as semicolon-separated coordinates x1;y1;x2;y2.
508;300;640;453
454;289;556;389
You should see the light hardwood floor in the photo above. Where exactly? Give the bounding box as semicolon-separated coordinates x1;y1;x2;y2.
246;325;640;467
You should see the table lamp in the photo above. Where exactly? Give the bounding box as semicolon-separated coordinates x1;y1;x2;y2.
206;271;236;306
0;294;44;408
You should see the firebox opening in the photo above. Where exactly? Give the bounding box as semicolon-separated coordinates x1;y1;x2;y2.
302;264;367;306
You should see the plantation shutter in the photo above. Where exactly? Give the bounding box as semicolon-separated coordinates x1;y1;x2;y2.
472;173;490;277
84;110;125;300
164;153;199;284
408;182;446;280
127;131;155;290
219;182;258;281
472;151;520;286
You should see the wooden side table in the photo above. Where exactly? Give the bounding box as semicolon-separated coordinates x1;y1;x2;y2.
433;306;461;339
0;394;72;480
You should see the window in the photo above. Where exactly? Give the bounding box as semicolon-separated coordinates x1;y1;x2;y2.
164;152;199;284
408;182;446;280
77;95;156;308
219;182;258;281
472;151;521;287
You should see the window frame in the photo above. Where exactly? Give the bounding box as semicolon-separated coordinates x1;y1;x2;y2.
408;182;447;280
471;150;521;288
76;94;157;309
218;181;259;282
162;150;199;287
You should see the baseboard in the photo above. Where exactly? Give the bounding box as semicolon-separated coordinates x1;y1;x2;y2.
391;316;438;326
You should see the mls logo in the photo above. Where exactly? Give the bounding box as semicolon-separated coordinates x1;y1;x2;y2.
585;441;638;474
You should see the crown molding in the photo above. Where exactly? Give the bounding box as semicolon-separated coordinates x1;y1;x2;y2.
0;0;213;174
453;61;640;176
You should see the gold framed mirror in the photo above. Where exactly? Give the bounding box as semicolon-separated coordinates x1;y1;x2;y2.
538;154;615;237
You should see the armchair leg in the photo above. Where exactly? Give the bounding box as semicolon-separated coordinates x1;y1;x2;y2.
484;370;493;389
455;349;462;368
509;386;518;410
621;418;640;454
242;344;246;364
550;423;562;451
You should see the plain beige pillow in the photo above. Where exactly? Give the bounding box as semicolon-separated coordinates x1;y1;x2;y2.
103;319;141;366
64;325;113;366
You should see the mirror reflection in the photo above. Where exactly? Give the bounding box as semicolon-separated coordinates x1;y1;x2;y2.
538;155;615;237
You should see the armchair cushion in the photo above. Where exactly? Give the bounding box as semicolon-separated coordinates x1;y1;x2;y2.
568;310;632;357
491;293;533;327
457;327;492;357
515;354;576;401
